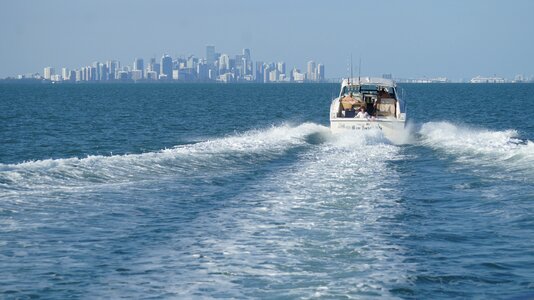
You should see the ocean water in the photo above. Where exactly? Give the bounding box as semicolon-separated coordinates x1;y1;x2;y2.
1;83;533;299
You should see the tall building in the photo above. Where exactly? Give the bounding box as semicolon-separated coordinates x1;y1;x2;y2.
307;61;316;81
187;56;197;69
172;70;180;80
68;70;76;82
277;62;286;76
148;57;160;77
234;54;244;78
269;68;279;82
263;65;271;83
197;60;209;81
242;48;252;76
92;62;101;81
291;68;305;82
98;63;107;81
89;65;97;81
317;64;325;82
153;63;161;76
75;69;82;82
148;58;156;69
243;48;251;61
206;45;216;66
133;58;144;79
61;68;69;80
160;54;173;80
218;54;230;73
43;67;55;80
81;67;88;81
106;60;119;80
255;61;264;82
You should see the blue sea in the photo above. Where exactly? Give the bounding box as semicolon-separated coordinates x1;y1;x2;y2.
1;83;533;299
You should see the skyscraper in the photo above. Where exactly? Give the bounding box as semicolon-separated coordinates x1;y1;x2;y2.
81;67;88;81
243;48;251;61
269;68;279;82
134;58;144;79
148;57;160;78
218;54;230;73
307;61;316;81
277;62;286;76
43;67;54;80
92;62;100;81
263;64;271;83
160;54;173;80
89;65;97;81
255;61;264;82
106;60;119;80
235;54;245;78
68;70;76;82
317;64;325;82
97;63;107;81
61;68;69;80
197;60;209;81
206;45;215;66
187;55;197;69
242;48;251;76
75;69;82;82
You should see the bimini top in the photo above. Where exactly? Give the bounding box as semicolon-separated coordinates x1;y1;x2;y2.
341;77;396;88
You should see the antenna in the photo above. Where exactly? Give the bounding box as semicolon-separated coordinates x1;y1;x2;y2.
350;54;353;85
358;57;361;85
358;57;362;92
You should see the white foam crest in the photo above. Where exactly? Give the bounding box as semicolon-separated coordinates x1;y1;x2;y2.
419;121;534;175
0;123;328;194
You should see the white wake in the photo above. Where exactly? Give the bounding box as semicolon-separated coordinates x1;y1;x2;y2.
419;121;534;178
0;123;329;195
114;129;412;298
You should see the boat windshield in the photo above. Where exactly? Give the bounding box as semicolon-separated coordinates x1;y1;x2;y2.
341;84;395;97
341;85;367;95
360;84;379;91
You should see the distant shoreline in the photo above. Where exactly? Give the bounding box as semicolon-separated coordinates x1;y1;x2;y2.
0;79;335;85
1;79;533;85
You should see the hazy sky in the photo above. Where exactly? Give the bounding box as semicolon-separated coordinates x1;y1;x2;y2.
1;0;533;80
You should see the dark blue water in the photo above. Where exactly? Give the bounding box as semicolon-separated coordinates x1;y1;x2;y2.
1;83;533;299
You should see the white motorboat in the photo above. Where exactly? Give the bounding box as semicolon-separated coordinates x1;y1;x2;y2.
329;77;406;139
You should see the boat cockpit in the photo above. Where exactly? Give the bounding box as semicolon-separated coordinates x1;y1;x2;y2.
338;83;398;119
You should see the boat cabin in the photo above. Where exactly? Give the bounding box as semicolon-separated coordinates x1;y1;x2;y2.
337;77;399;119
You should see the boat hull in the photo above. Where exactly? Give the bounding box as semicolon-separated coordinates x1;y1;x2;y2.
330;118;406;140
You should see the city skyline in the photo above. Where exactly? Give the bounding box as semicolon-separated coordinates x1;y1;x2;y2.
16;46;326;83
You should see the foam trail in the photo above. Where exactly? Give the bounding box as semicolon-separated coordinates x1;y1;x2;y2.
107;129;412;298
419;121;534;177
0;123;329;195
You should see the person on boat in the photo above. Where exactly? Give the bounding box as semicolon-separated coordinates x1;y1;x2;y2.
365;97;376;116
356;106;369;119
341;92;357;109
341;92;357;117
378;87;388;98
